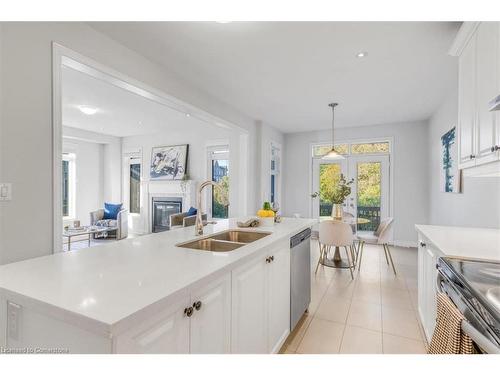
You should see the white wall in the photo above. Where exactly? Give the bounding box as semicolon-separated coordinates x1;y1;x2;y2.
122;124;238;233
428;87;500;228
283;121;429;245
63;138;104;226
0;22;260;264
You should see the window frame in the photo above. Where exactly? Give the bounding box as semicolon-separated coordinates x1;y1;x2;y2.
62;152;76;220
270;142;282;208
207;145;230;219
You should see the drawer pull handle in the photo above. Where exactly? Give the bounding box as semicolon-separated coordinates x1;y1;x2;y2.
419;241;426;247
184;306;193;317
193;301;202;311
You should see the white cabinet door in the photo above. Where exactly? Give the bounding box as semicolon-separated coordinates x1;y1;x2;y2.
267;241;291;353
458;34;477;168
417;239;427;330
475;22;499;164
190;274;231;354
231;254;269;354
424;245;439;341
115;296;190;353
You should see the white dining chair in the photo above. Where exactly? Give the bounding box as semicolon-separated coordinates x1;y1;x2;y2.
356;217;397;275
315;220;356;279
342;211;356;234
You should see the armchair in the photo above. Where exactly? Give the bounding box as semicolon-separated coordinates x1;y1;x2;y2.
90;208;129;240
169;212;207;229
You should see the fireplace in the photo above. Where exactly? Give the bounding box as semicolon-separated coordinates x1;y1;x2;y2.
152;197;183;233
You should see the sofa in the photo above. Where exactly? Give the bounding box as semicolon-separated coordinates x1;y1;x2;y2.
90;208;129;240
169;212;207;229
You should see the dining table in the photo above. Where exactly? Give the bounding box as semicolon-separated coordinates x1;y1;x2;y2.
319;216;371;269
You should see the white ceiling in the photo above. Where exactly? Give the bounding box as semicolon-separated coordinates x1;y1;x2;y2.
62;65;220;138
89;21;461;133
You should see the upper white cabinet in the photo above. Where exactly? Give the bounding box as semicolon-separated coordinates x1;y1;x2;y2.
231;239;291;354
453;22;500;172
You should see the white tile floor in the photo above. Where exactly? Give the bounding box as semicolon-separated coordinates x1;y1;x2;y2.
281;240;427;354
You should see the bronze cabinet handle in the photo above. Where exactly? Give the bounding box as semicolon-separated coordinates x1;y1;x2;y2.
470;154;476;159
419;241;426;247
193;301;202;311
265;257;271;263
184;306;194;317
270;255;275;262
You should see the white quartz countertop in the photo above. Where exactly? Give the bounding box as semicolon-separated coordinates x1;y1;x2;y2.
0;218;315;334
415;225;500;261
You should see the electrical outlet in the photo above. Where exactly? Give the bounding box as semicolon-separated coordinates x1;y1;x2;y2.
0;183;12;201
7;301;21;340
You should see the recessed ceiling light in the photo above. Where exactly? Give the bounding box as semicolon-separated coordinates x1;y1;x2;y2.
78;105;98;115
216;21;232;24
185;113;191;117
356;51;368;58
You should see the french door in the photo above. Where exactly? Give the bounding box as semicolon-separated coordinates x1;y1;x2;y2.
312;155;390;231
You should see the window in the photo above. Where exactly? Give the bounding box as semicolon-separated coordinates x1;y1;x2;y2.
62;153;75;218
129;159;141;214
351;142;389;154
312;143;348;157
270;143;281;206
208;147;229;219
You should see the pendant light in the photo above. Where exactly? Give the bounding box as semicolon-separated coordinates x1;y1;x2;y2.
322;102;344;160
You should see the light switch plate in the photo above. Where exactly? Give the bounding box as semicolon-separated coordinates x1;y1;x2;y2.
7;301;21;340
0;183;12;201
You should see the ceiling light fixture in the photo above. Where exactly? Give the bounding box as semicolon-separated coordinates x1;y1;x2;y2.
185;113;191;117
322;103;344;160
78;105;98;115
215;21;232;24
356;51;368;58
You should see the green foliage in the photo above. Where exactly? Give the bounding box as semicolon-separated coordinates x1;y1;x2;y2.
312;166;353;204
213;175;229;218
357;163;381;207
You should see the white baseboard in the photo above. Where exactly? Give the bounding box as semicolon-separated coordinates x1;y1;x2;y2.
391;240;417;248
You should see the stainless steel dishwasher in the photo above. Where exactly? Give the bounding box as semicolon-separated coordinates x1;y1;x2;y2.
290;228;312;331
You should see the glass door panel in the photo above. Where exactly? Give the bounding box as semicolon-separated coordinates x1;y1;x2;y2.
311;159;348;219
348;155;389;232
356;162;382;231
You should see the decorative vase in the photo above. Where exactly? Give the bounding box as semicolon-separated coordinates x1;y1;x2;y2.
332;203;343;220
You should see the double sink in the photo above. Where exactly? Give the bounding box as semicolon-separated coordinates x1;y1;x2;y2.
176;230;271;252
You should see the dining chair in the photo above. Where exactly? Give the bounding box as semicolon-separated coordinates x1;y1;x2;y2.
356;217;397;275
342;211;356;234
315;220;356;279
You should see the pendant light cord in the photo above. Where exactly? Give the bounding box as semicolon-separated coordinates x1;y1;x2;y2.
329;103;338;151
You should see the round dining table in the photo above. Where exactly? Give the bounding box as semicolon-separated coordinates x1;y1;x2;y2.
319;216;370;269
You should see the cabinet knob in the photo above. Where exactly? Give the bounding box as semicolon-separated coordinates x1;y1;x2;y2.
470;154;476;159
193;301;202;311
270;255;275;262
265;257;271;263
419;241;426;247
184;306;194;317
491;146;496;153
495;145;500;151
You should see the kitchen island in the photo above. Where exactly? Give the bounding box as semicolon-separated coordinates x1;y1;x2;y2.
0;217;315;354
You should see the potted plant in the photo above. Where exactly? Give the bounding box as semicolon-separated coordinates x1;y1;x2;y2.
311;173;354;220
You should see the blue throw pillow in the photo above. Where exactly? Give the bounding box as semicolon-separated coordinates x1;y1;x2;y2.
103;203;123;220
186;207;197;216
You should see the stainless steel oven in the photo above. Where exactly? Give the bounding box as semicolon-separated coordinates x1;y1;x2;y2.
437;257;500;354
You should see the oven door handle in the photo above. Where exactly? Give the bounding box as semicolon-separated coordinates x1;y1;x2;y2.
437;269;500;354
461;320;500;354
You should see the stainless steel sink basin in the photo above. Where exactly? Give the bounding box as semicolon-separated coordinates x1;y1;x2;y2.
176;230;271;252
210;230;271;243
